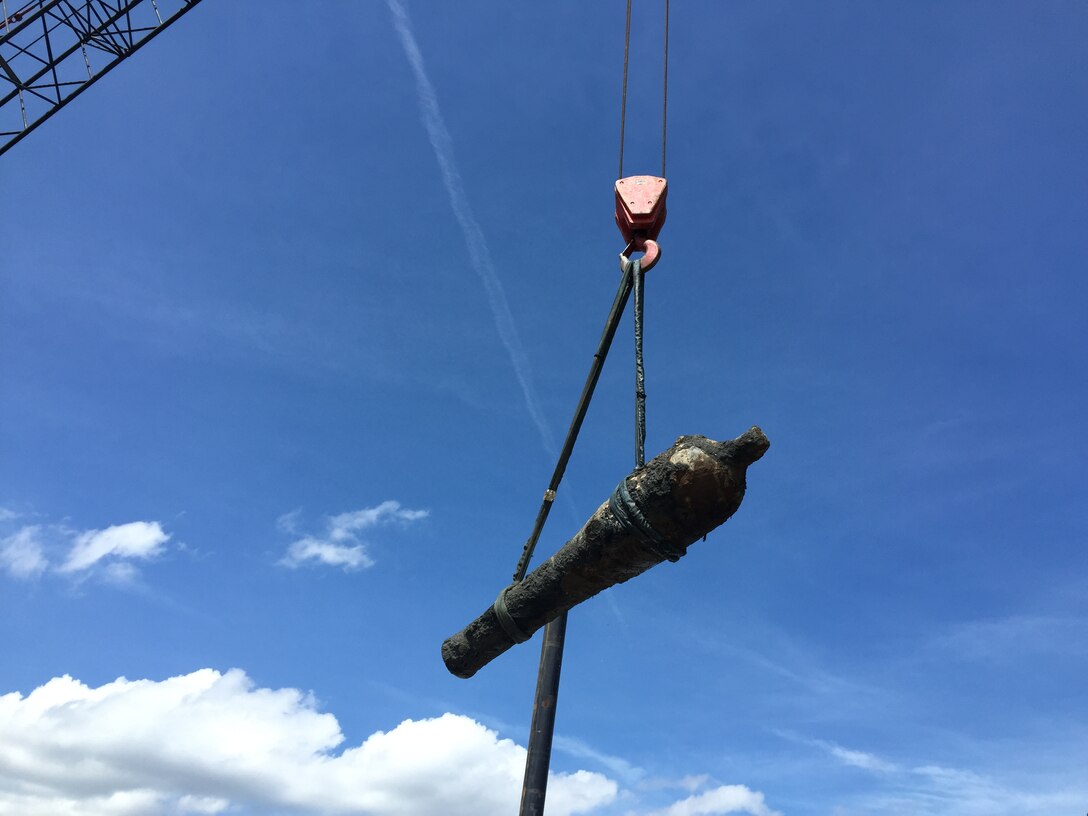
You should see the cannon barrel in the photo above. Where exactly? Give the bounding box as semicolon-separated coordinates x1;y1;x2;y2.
441;427;770;678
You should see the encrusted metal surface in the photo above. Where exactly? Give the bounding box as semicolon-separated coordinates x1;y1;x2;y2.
442;426;770;678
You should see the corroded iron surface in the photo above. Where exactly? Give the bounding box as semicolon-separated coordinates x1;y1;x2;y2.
442;427;769;678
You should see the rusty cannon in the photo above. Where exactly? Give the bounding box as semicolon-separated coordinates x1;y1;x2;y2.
441;426;769;678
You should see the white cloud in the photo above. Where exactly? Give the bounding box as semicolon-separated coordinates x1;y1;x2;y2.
281;536;373;570
0;526;48;578
0;519;172;584
101;561;141;586
649;784;782;816
278;501;428;571
328;501;428;539
0;669;617;816
826;743;899;773
774;730;900;774
844;759;1088;816
275;508;302;534
790;732;1088;816
0;508;18;522
59;521;169;574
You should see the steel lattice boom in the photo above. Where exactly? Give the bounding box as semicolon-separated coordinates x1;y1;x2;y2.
0;0;202;156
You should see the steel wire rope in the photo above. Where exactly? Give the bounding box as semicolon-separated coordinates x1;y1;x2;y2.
618;0;632;179
661;0;669;177
617;0;670;180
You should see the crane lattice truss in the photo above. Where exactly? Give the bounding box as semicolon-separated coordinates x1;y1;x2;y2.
0;0;202;156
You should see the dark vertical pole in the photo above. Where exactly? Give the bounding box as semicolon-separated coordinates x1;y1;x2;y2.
518;611;568;816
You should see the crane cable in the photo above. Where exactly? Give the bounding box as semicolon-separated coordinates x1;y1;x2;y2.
629;0;670;467
618;0;670;180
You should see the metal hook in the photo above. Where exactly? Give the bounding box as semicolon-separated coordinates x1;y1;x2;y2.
619;238;660;273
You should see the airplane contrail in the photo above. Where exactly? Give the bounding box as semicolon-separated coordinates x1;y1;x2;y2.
387;0;558;457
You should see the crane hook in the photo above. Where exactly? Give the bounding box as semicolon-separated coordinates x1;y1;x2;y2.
619;239;660;273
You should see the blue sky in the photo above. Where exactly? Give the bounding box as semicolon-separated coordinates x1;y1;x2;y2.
1;2;1086;814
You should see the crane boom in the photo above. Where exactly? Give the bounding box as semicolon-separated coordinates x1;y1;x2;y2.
0;0;202;156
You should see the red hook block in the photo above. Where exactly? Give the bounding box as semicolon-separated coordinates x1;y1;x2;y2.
615;175;668;251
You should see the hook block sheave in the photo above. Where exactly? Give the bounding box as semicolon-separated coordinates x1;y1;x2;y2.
441;426;770;679
615;175;668;248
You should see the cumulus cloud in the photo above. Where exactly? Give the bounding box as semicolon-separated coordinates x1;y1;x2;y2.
279;501;428;571
0;668;616;816
0;526;47;578
649;785;782;816
59;521;170;574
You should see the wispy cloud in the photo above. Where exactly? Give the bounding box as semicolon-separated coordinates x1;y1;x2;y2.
874;764;1087;816
929;613;1088;661
280;537;374;571
0;507;19;522
638;775;712;794
685;620;889;715
59;521;170;574
1;519;170;583
0;526;48;579
278;501;428;571
774;730;899;773
386;0;557;456
275;508;302;535
553;734;646;786
784;731;1088;816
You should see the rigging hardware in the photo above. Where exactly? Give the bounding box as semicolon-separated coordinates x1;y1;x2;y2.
615;175;666;270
